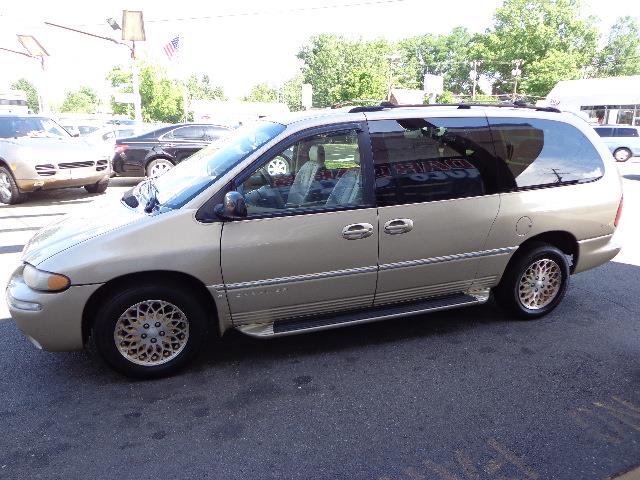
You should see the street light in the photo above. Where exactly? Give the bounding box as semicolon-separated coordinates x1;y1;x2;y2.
386;53;401;101
511;59;523;100
45;12;146;124
16;35;49;113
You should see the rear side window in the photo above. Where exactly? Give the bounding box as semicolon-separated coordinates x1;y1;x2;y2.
489;118;604;190
169;126;205;140
615;128;639;137
369;117;499;206
595;128;613;137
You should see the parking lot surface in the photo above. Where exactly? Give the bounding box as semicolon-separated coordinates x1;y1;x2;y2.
1;167;639;479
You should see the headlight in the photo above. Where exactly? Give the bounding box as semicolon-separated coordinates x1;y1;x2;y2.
23;264;70;292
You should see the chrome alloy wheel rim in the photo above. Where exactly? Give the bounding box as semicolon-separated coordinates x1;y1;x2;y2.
149;161;173;177
114;300;189;366
0;171;12;199
518;258;562;310
266;157;288;176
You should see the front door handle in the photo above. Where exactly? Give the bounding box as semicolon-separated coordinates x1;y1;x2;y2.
342;223;374;240
384;218;414;235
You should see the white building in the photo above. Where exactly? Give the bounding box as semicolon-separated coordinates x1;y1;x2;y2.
537;75;640;126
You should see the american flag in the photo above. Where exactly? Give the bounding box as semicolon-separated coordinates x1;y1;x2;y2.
163;36;180;59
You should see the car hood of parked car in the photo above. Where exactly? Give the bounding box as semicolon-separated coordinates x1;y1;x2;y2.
21;201;145;266
0;136;106;162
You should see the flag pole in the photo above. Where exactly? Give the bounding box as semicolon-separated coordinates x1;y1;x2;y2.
180;34;188;122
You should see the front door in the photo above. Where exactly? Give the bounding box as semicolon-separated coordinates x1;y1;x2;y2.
369;115;502;306
220;125;378;325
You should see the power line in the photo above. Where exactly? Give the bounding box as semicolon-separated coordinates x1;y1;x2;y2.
61;0;413;28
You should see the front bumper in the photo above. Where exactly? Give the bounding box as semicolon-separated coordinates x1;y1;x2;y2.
13;160;111;192
6;267;102;351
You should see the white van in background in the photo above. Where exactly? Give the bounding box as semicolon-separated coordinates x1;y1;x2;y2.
0;91;29;114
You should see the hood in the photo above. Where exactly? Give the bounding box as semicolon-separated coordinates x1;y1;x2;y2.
22;200;145;266
2;136;106;163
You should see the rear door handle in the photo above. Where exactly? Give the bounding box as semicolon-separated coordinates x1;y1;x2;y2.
342;223;374;240
384;218;414;235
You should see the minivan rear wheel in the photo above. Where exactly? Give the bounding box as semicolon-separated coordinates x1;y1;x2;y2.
494;244;569;319
613;147;632;162
92;283;208;378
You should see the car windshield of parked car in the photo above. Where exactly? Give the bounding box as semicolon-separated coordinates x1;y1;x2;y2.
152;120;286;209
0;116;70;139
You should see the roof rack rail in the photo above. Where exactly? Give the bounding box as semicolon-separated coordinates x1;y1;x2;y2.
348;102;561;114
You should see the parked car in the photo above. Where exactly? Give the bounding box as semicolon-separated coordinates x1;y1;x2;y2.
7;104;622;378
0;114;111;204
112;123;231;177
593;125;640;161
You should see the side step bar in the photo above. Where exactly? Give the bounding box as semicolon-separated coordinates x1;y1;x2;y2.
235;291;489;338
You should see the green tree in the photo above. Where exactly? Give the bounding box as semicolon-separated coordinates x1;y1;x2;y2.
108;62;183;123
60;86;99;113
398;28;482;95
281;74;304;111
187;74;226;101
596;16;640;77
244;83;278;103
482;0;598;96
298;34;391;107
10;78;39;113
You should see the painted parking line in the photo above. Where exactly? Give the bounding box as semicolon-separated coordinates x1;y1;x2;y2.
0;245;24;254
0;213;65;220
0;227;41;234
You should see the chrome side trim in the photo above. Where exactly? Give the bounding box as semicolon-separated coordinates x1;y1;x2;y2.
379;247;517;271
224;265;378;291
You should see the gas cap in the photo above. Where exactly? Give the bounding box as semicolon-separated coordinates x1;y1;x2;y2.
516;216;532;236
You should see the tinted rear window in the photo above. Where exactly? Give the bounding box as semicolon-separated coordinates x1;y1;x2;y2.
369;117;499;206
490;118;604;190
615;128;639;137
595;128;613;137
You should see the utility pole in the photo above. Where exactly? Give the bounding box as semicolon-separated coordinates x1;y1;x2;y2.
470;60;481;101
511;59;523;100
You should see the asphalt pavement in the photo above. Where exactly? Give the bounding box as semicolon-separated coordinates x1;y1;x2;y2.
0;167;639;480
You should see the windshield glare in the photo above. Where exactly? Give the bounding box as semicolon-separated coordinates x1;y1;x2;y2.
153;120;286;209
0;117;70;139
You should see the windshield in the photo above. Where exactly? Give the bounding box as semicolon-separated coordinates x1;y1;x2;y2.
151;120;286;209
0;116;70;139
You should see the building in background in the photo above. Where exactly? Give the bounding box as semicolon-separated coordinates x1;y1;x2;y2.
538;75;640;125
190;100;289;127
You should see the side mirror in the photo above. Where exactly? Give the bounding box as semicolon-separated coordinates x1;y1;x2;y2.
215;191;247;220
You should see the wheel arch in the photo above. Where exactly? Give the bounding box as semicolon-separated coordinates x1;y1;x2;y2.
82;270;220;344
514;230;579;273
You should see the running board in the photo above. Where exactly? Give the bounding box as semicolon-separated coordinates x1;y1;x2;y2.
235;291;489;338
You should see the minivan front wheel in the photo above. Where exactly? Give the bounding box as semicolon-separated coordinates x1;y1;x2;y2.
494;244;569;319
92;284;207;378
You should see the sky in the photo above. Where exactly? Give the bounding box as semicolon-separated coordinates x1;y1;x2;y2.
0;0;639;105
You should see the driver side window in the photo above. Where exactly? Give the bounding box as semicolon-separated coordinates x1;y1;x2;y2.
238;129;363;216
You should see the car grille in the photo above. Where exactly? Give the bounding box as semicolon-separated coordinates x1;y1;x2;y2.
58;161;95;169
96;159;109;172
35;164;56;176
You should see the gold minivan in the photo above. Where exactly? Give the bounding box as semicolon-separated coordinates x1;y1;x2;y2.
6;104;623;378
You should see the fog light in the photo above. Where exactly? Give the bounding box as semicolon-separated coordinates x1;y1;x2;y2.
33;181;44;187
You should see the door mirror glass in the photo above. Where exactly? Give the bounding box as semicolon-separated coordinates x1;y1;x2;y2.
215;191;247;219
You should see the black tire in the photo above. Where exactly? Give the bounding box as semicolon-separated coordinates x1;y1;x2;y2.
84;180;109;194
0;166;27;205
92;283;208;379
493;243;570;319
613;147;632;162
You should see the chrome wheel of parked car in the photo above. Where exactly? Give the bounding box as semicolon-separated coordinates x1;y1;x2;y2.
0;166;26;205
517;258;562;310
114;300;190;366
266;156;290;176
613;148;632;162
146;158;174;177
